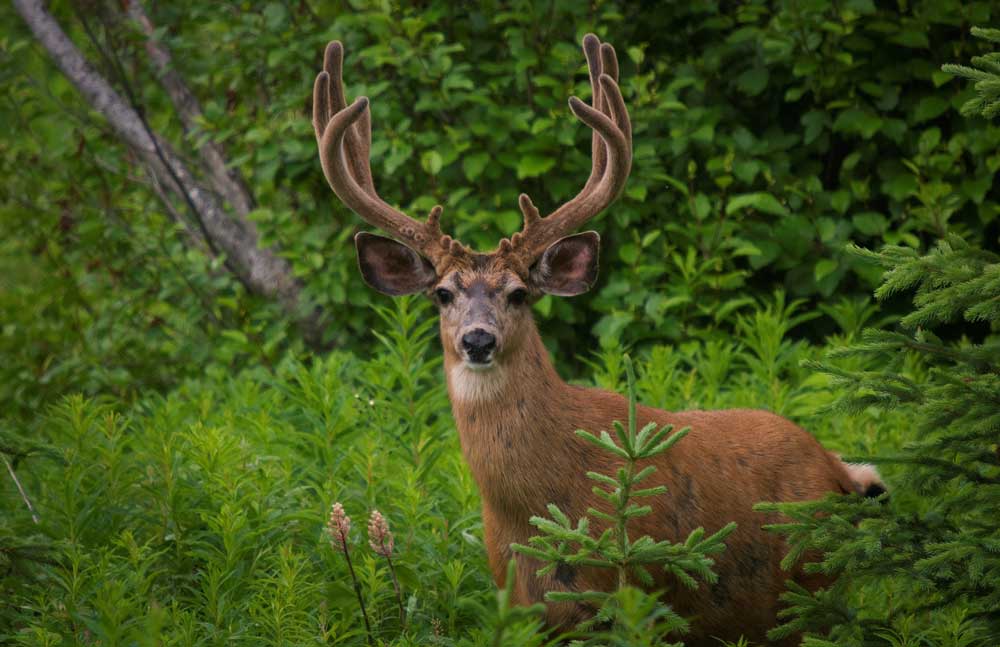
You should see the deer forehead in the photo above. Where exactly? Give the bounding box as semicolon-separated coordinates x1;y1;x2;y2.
439;263;522;295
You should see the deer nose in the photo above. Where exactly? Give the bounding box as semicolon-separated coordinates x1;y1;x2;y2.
462;329;496;362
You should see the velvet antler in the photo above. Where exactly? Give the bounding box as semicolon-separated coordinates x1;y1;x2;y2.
312;41;468;267
499;33;632;270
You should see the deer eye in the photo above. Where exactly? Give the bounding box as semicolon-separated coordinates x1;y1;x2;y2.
435;288;453;305
508;288;528;306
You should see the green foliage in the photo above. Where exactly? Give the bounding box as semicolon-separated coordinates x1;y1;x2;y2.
512;356;735;628
759;235;1000;644
3;1;999;425
574;586;689;647
1;295;912;644
458;560;548;647
3;2;1000;645
1;299;492;644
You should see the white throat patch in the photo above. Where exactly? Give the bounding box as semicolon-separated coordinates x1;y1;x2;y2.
449;363;508;403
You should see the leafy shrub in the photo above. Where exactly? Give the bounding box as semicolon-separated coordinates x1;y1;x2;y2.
1;299;490;643
3;1;999;424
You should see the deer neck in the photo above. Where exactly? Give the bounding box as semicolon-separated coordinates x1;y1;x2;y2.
442;318;574;515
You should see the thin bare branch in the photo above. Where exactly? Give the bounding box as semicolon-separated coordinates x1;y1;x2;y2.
2;454;39;525
125;0;255;217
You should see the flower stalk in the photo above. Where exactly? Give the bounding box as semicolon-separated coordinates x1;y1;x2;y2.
369;509;406;627
328;502;373;645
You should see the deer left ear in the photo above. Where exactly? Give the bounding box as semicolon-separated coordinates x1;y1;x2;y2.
530;231;600;296
355;232;437;296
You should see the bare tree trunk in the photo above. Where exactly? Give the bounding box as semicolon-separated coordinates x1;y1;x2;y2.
12;0;327;348
125;0;256;219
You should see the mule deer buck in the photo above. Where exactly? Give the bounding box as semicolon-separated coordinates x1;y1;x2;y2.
312;34;884;645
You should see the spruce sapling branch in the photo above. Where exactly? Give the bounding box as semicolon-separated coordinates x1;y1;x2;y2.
512;354;737;623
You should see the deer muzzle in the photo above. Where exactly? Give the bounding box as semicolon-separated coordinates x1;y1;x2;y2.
461;328;497;367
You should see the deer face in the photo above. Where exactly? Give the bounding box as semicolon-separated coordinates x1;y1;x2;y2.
355;231;600;370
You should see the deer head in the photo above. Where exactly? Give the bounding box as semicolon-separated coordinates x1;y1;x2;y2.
312;34;631;370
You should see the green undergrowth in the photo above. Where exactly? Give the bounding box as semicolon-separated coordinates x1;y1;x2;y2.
1;294;913;645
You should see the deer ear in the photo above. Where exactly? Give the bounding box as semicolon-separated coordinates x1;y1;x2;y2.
530;231;600;296
355;232;437;296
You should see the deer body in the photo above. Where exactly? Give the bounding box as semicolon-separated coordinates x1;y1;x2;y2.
446;315;855;644
311;34;883;644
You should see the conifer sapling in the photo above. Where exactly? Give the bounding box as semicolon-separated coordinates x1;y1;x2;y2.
512;356;736;625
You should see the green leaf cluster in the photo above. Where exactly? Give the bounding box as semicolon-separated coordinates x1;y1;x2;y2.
0;291;916;644
3;1;999;423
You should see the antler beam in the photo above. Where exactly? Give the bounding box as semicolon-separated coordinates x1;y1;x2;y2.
312;41;465;266
502;33;632;268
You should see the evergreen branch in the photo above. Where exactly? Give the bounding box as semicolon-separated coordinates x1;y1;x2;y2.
512;355;734;636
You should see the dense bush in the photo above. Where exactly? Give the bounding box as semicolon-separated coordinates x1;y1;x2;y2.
2;1;999;421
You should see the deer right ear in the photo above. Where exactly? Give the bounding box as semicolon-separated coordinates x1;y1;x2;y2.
530;231;600;296
355;232;437;296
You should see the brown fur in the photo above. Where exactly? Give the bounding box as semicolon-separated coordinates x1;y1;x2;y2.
436;263;860;647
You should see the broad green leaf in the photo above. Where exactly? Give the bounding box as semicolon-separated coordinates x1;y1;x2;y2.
421;151;443;175
833;107;883;139
726;192;789;217
852;212;888;235
913;96;949;123
619;243;640;264
462;152;489;181
516;154;556;179
814;258;838;281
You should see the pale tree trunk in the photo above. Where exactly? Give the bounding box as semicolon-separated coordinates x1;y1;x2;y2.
125;0;256;219
11;0;327;348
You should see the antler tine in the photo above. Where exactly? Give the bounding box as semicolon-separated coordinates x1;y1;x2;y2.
313;41;463;265
504;34;632;266
581;34;608;195
321;42;375;195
